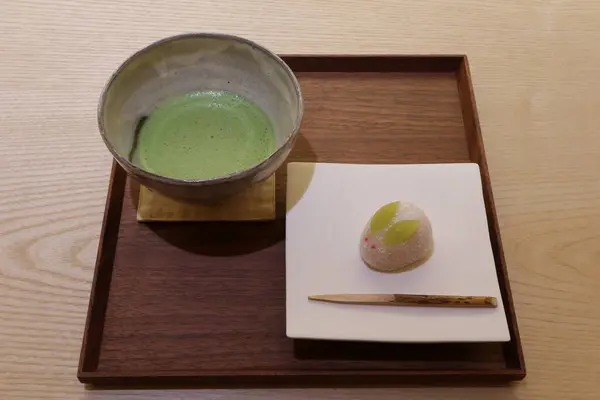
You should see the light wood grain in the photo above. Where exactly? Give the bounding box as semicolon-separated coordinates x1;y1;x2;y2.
1;0;599;399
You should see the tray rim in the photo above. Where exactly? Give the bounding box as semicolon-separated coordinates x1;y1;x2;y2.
78;54;526;386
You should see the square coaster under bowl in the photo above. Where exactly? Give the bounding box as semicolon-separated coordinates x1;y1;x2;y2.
137;176;275;222
286;162;510;343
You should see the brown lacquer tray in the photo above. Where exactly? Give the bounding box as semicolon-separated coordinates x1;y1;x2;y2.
78;55;525;386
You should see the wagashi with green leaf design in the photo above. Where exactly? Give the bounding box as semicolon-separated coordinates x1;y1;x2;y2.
361;201;434;273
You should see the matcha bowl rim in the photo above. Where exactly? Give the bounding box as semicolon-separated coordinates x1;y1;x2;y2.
97;32;304;201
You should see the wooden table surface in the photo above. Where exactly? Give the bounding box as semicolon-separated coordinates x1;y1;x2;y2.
1;0;599;399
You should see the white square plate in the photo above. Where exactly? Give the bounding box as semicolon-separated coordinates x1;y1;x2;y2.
285;162;510;343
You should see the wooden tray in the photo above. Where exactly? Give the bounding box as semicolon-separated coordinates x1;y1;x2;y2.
78;55;525;386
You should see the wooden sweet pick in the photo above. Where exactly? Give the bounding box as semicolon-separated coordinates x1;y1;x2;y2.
308;294;497;308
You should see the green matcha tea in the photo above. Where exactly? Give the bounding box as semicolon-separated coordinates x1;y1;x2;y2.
132;90;275;180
